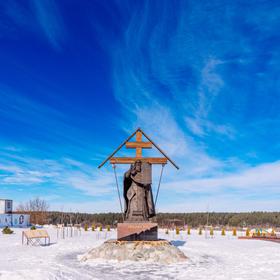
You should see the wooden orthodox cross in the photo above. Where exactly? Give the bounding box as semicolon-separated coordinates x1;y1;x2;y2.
98;128;179;168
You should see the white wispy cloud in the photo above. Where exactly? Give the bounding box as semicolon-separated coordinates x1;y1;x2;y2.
164;161;280;194
0;149;114;198
185;58;235;137
111;2;229;178
2;0;66;50
30;0;66;50
111;1;235;146
185;116;235;138
156;162;280;212
63;171;114;197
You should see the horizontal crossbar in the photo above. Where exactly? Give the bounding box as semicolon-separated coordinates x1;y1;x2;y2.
125;141;152;149
110;157;167;164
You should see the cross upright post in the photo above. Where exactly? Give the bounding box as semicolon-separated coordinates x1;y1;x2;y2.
125;130;152;159
136;130;142;158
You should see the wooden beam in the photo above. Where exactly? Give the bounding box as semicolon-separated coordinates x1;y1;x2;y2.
135;131;142;158
125;142;152;149
110;157;167;165
136;131;142;141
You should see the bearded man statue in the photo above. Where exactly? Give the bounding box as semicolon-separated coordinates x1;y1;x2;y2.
123;160;156;222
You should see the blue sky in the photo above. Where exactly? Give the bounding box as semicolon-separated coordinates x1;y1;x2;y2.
0;0;280;212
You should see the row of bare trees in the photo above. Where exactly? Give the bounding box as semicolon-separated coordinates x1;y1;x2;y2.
16;197;49;225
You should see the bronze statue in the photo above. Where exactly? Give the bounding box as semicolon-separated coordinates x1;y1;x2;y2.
98;128;179;240
123;160;155;222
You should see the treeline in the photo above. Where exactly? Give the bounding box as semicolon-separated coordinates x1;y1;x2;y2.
47;212;123;226
156;212;280;227
46;211;280;227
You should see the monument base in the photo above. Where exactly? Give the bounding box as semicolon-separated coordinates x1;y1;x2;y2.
80;240;187;264
117;222;158;241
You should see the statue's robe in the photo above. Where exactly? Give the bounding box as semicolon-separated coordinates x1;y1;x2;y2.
123;161;155;221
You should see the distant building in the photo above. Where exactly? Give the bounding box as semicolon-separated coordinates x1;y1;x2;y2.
0;199;13;214
0;199;30;228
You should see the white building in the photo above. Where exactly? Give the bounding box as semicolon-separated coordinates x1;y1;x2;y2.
0;199;30;228
0;199;13;214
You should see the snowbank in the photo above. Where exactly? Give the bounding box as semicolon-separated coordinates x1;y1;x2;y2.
0;228;279;279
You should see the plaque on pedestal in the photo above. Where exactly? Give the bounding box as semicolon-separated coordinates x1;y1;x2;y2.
117;222;158;241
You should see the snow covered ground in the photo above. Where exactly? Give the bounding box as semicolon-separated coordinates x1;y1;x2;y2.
0;227;280;280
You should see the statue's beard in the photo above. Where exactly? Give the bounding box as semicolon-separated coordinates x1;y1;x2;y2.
131;165;141;175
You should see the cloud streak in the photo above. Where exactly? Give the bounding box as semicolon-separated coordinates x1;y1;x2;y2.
165;161;280;193
1;0;66;50
0;147;114;198
30;0;66;50
111;1;233;177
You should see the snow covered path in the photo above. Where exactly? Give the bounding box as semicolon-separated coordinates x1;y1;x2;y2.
0;228;280;280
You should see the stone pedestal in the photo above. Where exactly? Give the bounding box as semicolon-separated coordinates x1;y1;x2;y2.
117;222;158;241
80;240;187;264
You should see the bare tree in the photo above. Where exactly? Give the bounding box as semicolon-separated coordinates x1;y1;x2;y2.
17;197;49;225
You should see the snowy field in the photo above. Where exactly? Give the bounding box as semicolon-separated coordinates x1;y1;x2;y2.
1;227;280;280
